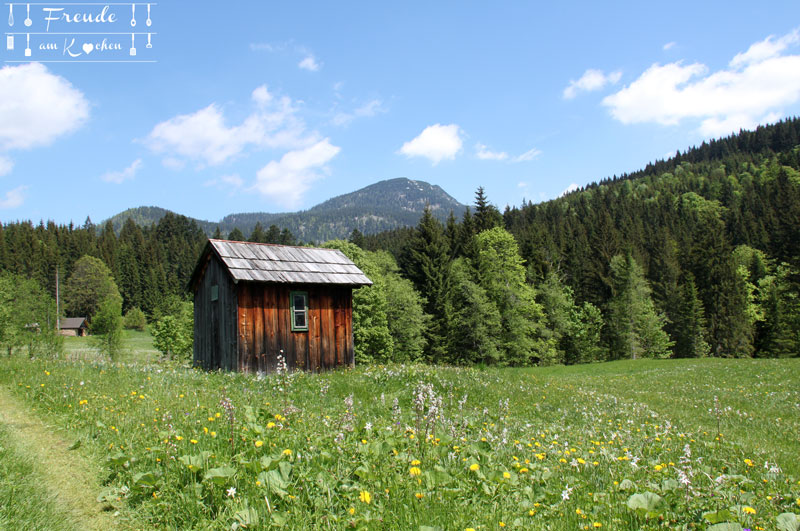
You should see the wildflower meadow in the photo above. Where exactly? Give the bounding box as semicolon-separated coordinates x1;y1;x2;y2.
0;356;798;530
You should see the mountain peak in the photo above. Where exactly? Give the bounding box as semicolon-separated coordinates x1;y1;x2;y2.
105;178;467;242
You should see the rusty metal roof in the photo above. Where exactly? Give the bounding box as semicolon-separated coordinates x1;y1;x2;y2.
203;239;372;286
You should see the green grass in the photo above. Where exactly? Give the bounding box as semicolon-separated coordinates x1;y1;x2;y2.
62;329;159;363
0;423;77;530
0;356;798;530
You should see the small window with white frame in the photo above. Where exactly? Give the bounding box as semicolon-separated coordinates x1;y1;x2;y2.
291;291;308;332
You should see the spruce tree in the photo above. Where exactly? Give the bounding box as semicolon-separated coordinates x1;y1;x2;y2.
607;252;672;359
671;275;710;358
399;207;452;362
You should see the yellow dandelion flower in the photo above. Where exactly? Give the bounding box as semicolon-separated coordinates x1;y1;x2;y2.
469;463;480;472
410;466;422;477
577;458;586;465
359;490;371;504
282;449;292;456
519;468;529;474
267;421;276;429
411;459;421;466
256;480;261;486
190;439;198;444
502;471;511;479
415;492;424;499
743;506;756;515
528;509;535;516
175;435;183;441
255;440;264;448
499;522;506;527
593;523;602;528
655;464;664;471
348;507;355;515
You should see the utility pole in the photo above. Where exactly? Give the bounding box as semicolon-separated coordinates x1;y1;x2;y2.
56;267;60;332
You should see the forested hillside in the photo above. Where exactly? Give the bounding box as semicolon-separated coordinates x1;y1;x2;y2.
1;119;798;363
361;118;800;362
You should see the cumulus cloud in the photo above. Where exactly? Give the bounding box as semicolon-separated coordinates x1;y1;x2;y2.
0;63;89;174
399;124;463;165
475;143;508;161
146;85;313;167
603;28;800;136
254;139;340;207
0;156;13;177
101;158;142;184
560;183;580;196
0;185;27;209
298;55;321;71
331;99;386;127
563;69;622;99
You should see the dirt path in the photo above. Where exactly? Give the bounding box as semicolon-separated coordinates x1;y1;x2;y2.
0;385;121;531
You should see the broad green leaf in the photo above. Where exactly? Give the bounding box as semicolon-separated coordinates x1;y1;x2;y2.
708;524;742;531
777;513;800;531
204;466;236;485
704;509;733;524
133;471;158;487
626;491;665;516
618;478;636;491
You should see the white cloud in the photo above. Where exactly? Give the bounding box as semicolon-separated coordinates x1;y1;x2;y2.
398;124;463;165
254;139;340;207
221;174;244;188
250;42;276;52
298;55;321;71
0;185;27;209
663;41;676;51
146;85;314;167
560;183;580;196
475;143;508;161
101;158;142;184
0;156;13;177
517;181;528;188
512;147;542;163
563;69;622;99
332;99;385;126
730;29;798;68
0;63;89;172
603;28;800;136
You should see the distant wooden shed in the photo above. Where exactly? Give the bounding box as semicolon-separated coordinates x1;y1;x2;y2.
189;239;372;373
59;317;88;337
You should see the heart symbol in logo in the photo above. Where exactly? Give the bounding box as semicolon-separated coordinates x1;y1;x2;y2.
82;43;94;54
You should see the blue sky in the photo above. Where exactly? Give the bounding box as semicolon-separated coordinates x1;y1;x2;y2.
1;1;799;224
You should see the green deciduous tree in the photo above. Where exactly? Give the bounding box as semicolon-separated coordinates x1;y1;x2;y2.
474;227;554;365
63;255;122;322
445;258;502;365
91;295;124;360
123;306;147;331
152;300;193;360
323;240;393;363
0;272;62;357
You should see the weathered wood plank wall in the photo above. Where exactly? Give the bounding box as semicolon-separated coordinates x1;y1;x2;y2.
236;282;354;372
193;256;238;371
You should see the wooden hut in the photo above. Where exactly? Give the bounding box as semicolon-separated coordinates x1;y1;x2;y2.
58;317;88;336
189;239;372;372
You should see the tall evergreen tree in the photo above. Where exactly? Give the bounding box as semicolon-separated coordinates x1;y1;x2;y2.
474;187;503;232
607;252;672;359
399;207;452;361
671;275;710;358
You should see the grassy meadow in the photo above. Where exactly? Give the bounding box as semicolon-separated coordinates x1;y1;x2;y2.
0;347;798;530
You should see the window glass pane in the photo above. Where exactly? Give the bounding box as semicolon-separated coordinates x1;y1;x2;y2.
294;310;306;328
293;294;306;309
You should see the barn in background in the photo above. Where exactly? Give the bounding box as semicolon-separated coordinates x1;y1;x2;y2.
189;239;372;372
